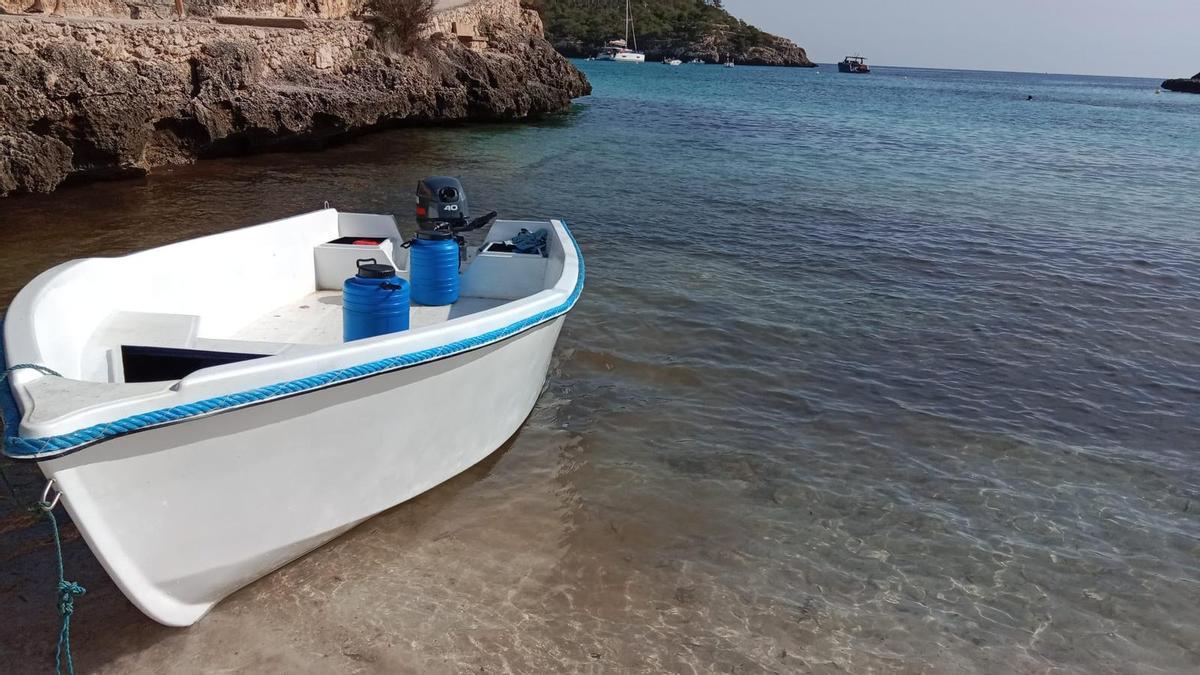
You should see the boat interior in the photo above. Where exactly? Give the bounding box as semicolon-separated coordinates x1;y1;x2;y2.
7;210;566;388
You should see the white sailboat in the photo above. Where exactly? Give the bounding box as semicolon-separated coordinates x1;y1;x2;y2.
1;188;583;626
594;0;646;63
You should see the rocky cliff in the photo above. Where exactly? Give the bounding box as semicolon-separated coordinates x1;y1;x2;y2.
1162;72;1200;94
0;0;590;197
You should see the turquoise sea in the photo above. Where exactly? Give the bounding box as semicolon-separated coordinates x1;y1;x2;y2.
1;62;1198;671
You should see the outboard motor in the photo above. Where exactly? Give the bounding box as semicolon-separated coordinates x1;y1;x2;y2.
409;177;497;306
416;176;471;232
415;176;498;236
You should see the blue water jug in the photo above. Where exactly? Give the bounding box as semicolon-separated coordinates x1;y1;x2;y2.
409;233;460;306
343;259;410;342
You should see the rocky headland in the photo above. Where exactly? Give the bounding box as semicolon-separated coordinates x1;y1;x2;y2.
528;0;815;67
552;31;814;67
1161;72;1200;94
0;0;590;197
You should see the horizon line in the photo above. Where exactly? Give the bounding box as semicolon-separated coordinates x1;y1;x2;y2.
573;57;1171;81
811;62;1169;81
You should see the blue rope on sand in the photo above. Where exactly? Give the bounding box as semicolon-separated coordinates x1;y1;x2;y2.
31;498;86;675
1;363;84;675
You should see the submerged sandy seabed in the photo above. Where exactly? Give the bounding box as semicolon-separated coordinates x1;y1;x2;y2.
6;384;1186;674
0;411;834;674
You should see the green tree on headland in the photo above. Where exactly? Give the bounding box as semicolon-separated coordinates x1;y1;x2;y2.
366;0;435;53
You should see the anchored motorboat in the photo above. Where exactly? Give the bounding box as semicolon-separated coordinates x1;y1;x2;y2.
0;178;583;627
838;55;870;73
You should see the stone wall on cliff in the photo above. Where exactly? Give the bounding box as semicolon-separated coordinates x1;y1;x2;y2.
0;0;355;19
429;0;542;37
0;0;590;196
0;0;517;20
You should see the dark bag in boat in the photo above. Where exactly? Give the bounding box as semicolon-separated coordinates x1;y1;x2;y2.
511;228;549;257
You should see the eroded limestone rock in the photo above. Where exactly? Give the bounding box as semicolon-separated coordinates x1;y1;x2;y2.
0;4;589;196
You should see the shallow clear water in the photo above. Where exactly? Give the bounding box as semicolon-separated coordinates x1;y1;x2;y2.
1;63;1199;672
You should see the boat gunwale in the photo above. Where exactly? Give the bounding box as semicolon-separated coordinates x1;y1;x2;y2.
1;220;583;462
4;318;561;463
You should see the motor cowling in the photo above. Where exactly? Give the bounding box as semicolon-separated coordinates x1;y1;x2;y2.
416;176;470;234
409;177;499;285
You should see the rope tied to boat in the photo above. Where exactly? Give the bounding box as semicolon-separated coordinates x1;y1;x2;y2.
4;363;63;379
32;483;86;675
0;355;83;675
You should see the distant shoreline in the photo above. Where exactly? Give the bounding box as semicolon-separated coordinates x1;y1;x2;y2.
531;0;815;67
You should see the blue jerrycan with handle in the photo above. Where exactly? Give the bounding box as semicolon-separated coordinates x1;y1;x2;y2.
343;259;410;342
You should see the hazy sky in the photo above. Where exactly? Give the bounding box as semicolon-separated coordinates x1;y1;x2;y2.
722;0;1198;78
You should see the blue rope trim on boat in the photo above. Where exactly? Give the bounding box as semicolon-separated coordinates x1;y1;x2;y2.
2;222;584;460
1;365;64;492
0;364;25;459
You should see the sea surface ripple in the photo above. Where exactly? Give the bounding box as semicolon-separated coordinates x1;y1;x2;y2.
0;62;1198;673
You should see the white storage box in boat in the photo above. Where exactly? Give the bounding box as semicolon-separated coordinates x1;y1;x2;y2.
460;241;550;300
313;236;396;291
0;209;582;627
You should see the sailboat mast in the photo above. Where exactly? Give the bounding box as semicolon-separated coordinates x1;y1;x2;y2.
627;0;638;52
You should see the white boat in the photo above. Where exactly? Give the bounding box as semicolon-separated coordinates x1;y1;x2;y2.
725;61;736;68
595;41;644;63
1;201;583;626
594;0;645;63
666;59;683;67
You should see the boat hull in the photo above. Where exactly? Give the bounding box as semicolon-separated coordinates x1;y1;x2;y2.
37;317;564;626
596;52;645;63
